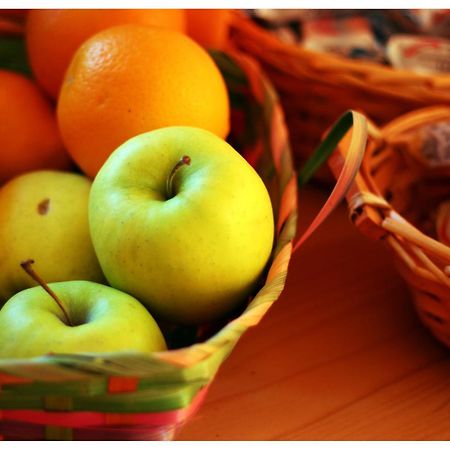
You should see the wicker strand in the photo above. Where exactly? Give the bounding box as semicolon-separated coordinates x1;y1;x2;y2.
346;191;449;290
407;245;450;288
382;212;450;264
348;191;391;214
385;235;447;287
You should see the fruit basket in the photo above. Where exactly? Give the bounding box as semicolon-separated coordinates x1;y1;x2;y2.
227;11;450;174
328;106;450;348
0;48;299;441
0;12;372;441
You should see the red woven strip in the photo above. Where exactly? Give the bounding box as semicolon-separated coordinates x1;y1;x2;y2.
0;371;31;385
0;385;208;428
107;376;139;393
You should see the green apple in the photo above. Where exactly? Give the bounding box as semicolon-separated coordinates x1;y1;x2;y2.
0;170;105;305
89;126;274;325
0;270;167;358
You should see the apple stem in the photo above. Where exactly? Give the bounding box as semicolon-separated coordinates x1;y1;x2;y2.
20;259;73;326
166;155;191;199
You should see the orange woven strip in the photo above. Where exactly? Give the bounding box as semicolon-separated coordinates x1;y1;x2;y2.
276;174;297;235
270;102;288;173
107;376;139;393
265;242;292;285
293;111;368;252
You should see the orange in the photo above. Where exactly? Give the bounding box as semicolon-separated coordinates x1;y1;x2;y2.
26;9;186;99
57;24;230;178
0;70;71;184
185;9;232;50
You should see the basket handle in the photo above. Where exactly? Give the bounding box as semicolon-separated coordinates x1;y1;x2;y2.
293;110;369;253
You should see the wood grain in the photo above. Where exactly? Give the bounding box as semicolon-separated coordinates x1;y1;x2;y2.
176;185;450;440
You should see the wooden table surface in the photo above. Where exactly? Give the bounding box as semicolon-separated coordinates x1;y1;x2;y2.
176;184;450;441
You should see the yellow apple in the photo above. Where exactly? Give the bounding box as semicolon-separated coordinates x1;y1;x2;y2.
0;170;105;304
0;279;167;358
89;126;275;325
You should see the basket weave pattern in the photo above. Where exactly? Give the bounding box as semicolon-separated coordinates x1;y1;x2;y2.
328;106;450;347
0;50;298;440
228;12;450;169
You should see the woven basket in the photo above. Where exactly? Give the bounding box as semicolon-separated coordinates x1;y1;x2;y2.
228;11;450;176
328;106;450;348
0;48;300;440
0;13;373;441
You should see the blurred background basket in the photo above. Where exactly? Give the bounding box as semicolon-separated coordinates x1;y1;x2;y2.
228;11;450;179
328;106;450;348
0;49;298;441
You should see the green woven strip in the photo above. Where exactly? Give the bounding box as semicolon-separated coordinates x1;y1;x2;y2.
3;378;107;396
0;382;204;413
79;384;203;413
298;110;355;187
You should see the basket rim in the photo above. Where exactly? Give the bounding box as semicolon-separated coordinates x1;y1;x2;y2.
229;11;450;91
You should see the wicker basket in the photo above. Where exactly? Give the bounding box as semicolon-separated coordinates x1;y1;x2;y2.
228;11;450;176
328;106;450;348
